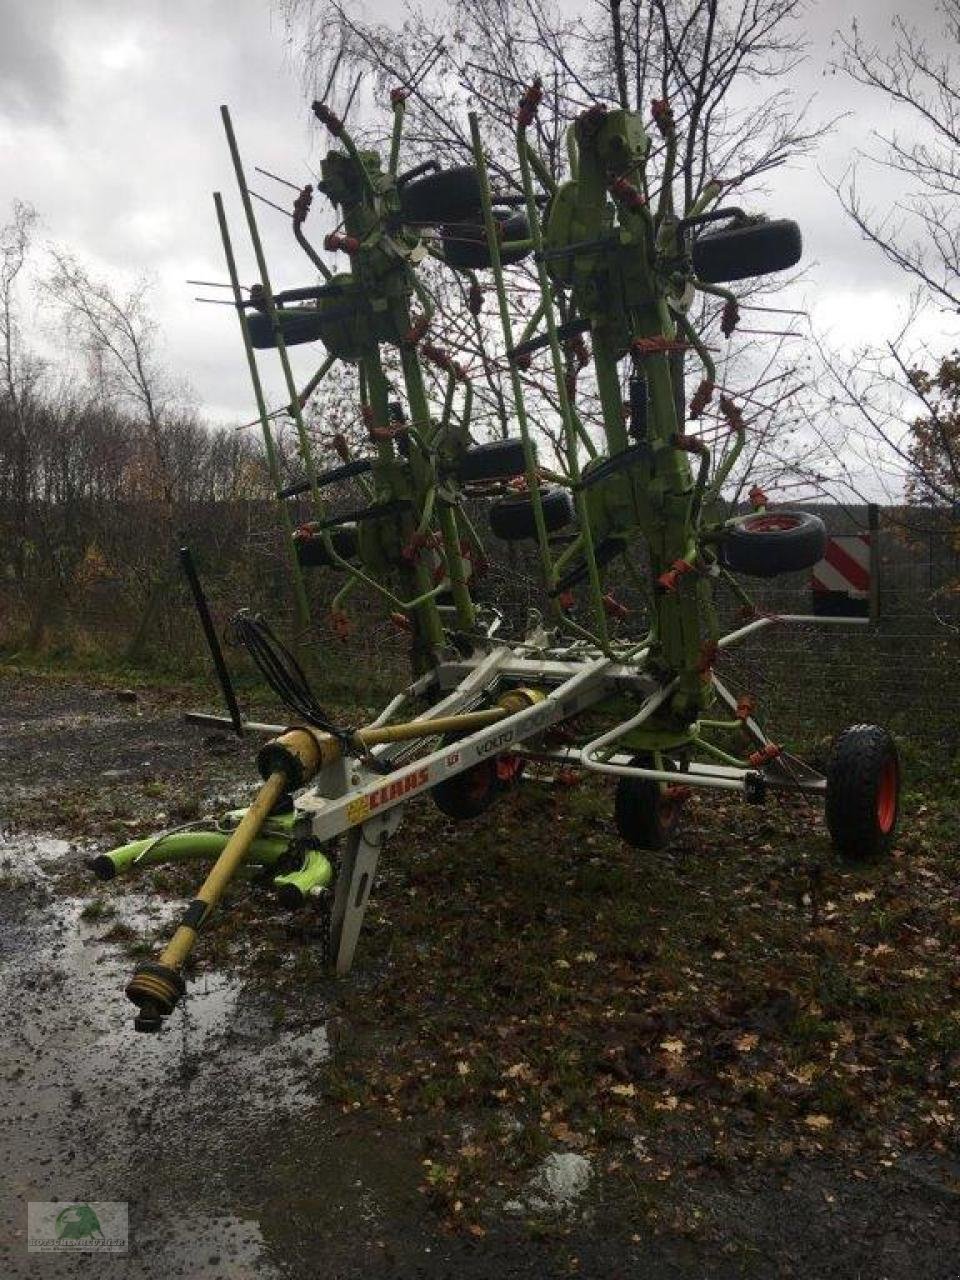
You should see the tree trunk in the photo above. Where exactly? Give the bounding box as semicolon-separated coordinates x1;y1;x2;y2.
125;576;170;664
26;575;63;653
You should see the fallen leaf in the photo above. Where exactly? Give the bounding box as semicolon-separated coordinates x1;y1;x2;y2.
550;1121;589;1148
734;1032;759;1052
804;1114;833;1130
788;1063;817;1084
660;1038;685;1055
610;1083;637;1098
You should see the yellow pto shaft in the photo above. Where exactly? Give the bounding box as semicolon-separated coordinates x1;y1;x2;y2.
125;728;323;1031
124;690;543;1031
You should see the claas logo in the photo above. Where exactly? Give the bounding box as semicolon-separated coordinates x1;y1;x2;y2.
347;766;430;825
370;766;430;810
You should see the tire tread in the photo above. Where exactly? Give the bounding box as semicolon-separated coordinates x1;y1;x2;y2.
825;724;899;861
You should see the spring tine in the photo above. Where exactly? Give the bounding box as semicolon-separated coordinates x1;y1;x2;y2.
408;39;445;91
250;189;293;218
341;71;363;126
316;47;345;111
254;165;303;193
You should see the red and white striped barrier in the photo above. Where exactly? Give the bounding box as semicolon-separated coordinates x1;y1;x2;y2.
811;534;871;616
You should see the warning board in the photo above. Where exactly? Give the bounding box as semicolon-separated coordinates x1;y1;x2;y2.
811;534;871;617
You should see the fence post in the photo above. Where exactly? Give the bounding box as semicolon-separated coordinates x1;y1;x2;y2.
868;503;880;623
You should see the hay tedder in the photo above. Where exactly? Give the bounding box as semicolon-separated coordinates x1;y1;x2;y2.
100;84;901;1032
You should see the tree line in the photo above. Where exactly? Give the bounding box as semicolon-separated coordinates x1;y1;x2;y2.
0;203;277;660
2;0;958;666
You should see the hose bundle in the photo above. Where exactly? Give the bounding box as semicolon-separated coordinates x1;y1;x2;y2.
229;611;353;747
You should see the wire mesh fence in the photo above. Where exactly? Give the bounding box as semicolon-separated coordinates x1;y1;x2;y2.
2;500;957;747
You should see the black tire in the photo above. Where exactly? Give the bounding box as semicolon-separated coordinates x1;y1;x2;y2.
458;438;530;483
826;725;899;862
431;751;524;820
248;308;328;350
293;523;359;568
720;510;826;578
614;756;683;850
489;487;574;541
441;211;531;269
692;218;802;284
400;166;482;225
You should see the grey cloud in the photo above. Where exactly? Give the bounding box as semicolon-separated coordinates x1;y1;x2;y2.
0;0;66;120
0;0;957;428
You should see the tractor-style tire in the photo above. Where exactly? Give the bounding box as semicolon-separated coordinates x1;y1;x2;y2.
458;438;529;483
441;211;531;269
692;218;802;283
248;308;328;349
614;756;683;850
720;510;826;578
294;523;359;568
489;487;574;541
400;166;482;225
431;752;524;821
825;725;900;861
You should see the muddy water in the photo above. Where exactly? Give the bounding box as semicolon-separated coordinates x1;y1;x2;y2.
0;834;426;1279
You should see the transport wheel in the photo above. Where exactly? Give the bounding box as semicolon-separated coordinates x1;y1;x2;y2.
691;217;802;283
247;307;329;350
441;210;531;268
825;725;900;861
431;752;524;820
399;166;482;224
720;510;826;578
458;438;529;483
614;756;683;850
489;487;574;541
293;523;359;568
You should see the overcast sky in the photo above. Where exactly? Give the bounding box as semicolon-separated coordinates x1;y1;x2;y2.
0;0;956;435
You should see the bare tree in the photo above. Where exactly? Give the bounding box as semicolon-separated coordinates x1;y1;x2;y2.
816;4;960;519
43;252;179;506
0;200;41;584
834;3;960;314
0;200;37;406
40;253;193;658
277;0;831;500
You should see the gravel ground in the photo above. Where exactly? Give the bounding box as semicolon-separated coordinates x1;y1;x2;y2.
0;668;957;1279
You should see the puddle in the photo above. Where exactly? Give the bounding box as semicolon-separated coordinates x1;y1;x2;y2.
0;832;331;1114
0;832;343;1277
0;832;75;880
134;1210;282;1279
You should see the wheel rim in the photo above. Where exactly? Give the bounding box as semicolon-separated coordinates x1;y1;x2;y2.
742;514;802;533
495;754;523;785
876;756;898;833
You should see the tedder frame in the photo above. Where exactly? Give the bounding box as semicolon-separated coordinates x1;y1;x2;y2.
98;76;899;1033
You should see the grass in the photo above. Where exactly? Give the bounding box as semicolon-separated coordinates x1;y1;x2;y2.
79;899;116;922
